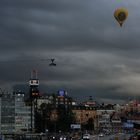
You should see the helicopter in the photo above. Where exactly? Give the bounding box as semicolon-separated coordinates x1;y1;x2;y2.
0;58;57;66
49;58;56;66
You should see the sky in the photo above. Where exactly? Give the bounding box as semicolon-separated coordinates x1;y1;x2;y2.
1;0;140;103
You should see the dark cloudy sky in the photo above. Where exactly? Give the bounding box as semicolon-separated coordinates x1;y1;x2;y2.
1;0;140;103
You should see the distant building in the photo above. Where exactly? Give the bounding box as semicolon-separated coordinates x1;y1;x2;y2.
72;105;97;129
82;96;96;107
37;92;76;108
124;100;140;112
110;112;122;133
14;91;32;133
0;91;33;134
0;93;15;134
96;105;115;131
37;96;52;109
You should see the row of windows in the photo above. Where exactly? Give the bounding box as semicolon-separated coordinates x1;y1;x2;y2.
15;113;31;116
2;105;15;107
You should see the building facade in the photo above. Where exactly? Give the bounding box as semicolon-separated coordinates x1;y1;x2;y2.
0;91;32;134
15;91;32;133
0;93;15;134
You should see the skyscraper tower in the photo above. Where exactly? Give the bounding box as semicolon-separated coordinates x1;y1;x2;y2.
29;69;39;132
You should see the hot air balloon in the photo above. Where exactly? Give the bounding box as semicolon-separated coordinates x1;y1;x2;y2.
114;7;128;27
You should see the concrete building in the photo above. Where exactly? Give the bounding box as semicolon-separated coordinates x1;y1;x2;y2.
0;93;15;134
124;100;140;112
0;91;33;134
110;112;122;133
72;105;97;129
14;91;32;133
82;96;96;107
96;106;115;132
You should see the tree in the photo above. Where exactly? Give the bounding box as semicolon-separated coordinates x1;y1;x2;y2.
36;103;54;132
86;118;94;130
56;105;76;132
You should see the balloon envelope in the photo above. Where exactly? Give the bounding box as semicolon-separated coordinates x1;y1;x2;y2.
114;8;128;27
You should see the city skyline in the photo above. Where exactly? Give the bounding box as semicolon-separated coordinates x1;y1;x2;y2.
1;0;140;103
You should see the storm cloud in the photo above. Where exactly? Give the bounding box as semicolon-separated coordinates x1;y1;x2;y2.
0;0;140;103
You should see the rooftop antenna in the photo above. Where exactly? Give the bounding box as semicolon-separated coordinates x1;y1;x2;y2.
31;69;38;79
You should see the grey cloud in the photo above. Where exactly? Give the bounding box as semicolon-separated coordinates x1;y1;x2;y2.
0;0;140;103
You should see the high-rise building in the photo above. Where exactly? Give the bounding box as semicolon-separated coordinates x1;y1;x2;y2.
14;91;32;133
29;70;39;132
0;91;33;134
0;93;15;134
